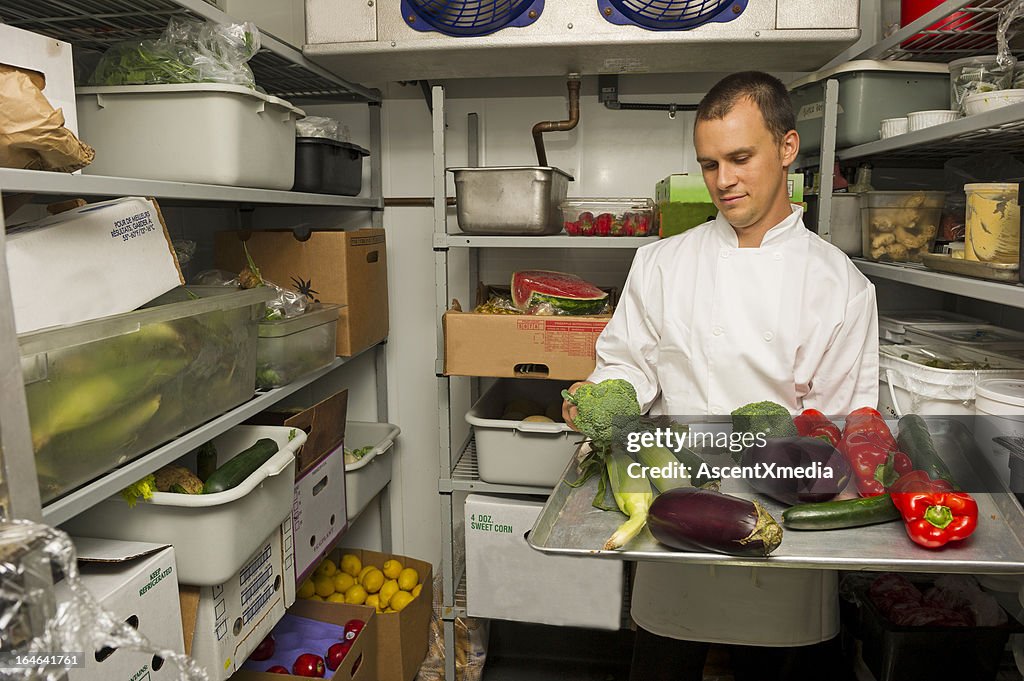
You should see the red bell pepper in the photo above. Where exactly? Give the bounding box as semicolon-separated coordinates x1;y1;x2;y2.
794;409;841;446
839;407;913;497
890;471;978;549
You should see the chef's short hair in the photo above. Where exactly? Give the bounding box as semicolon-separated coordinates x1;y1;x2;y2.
696;71;796;143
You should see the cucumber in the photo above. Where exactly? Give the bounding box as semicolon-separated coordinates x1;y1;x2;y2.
896;414;957;488
782;494;900;530
196;441;218;482
202;438;279;494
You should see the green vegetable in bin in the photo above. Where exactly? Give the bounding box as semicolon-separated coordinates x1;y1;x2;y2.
202;438;279;494
121;474;158;508
54;322;186;377
196;441;218;482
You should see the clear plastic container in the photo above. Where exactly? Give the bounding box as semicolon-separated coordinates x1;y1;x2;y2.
878;310;986;343
560;197;656;236
902;322;1024;348
256;303;341;389
20;286;272;504
861;191;945;262
965;183;1020;264
949;55;1017;114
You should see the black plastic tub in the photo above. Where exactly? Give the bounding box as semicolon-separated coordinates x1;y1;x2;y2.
293;137;369;195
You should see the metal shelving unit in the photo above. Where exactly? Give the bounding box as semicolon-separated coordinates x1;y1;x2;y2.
437;234;658;249
854;259;1024;307
439;438;556;496
0;168;384;209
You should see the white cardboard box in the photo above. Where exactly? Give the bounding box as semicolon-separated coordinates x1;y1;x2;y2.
293;444;348;584
465;494;623;630
0;23;78;135
180;518;296;681
7;197;183;333
57;538;183;681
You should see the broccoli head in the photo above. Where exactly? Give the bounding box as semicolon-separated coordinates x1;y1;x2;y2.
562;378;642;445
731;400;798;439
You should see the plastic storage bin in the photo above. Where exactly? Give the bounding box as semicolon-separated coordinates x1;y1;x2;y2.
950;55;1017;113
293;138;369;195
789;61;950;154
974;378;1024;490
76;84;305;189
21;286;272;504
343;420;400;519
466;379;577;487
902;322;1024;349
560;198;656;236
878;310;985;343
877;344;1024;417
965;183;1020;263
62;425;305;585
256;304;341;390
449;166;573;235
862;191;945;263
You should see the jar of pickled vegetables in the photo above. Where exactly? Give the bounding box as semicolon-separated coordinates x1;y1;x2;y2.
965;183;1020;263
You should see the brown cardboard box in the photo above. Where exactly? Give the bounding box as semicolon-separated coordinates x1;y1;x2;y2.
247;389;349;476
215;229;388;356
443;293;610;380
230;601;377;681
322;548;433;681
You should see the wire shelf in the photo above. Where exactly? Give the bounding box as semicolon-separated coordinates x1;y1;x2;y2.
0;0;378;102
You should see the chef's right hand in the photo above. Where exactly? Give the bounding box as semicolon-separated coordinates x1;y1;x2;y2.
562;381;593;432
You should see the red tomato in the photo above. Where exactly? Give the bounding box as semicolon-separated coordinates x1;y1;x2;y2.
343;619;365;642
267;666;289;674
250;634;275;661
326;641;352;671
292;653;326;677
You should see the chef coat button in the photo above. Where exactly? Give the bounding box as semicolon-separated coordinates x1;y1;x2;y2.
721;251;729;259
763;331;774;342
713;326;724;336
774;253;782;261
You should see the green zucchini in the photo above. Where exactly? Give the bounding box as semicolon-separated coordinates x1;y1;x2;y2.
782;494;900;530
202;438;279;494
896;414;957;488
196;441;218;482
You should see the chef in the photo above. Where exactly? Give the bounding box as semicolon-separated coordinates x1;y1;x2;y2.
564;71;878;680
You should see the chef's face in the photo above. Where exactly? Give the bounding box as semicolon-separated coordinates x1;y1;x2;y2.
694;98;799;234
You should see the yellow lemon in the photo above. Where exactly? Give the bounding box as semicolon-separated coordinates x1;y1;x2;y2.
382;559;403;580
314;558;338;578
326;592;347;603
333;572;356;593
313;574;336;598
362;568;385;594
365;594;380;609
310;595;325;602
379;580;400;607
383;607;396;613
297;578;316;600
344;584;368;605
340;554;361;578
412;583;423;598
390;591;414;612
376;605;385;613
357;565;376;584
398;568;419;591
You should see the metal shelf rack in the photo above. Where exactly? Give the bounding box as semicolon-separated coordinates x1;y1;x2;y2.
436;234;659;249
0;0;380;103
440;438;557;496
854;260;1024;308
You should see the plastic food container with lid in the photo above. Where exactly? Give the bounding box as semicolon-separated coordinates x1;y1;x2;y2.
974;378;1024;491
256;303;341;389
902;322;1024;348
878;309;986;343
949;55;1017;113
862;191;945;263
965;183;1020;263
560;197;656;236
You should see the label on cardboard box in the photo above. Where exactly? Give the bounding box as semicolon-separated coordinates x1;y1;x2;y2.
7;197;183;333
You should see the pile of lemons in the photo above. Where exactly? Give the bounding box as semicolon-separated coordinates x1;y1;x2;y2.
298;554;423;614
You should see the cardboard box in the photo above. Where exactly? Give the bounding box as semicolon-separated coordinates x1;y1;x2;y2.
443;294;609;380
464;495;623;630
215;229;388;356
180;519;296;681
293;446;348;585
656;173;804;238
58;538;183;681
0;24;78;136
232;601;377;681
325;548;432;681
7;197;183;333
248;390;349;476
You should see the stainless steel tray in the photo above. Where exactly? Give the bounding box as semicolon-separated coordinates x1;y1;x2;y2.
528;418;1024;573
449;166;573;236
922;253;1020;282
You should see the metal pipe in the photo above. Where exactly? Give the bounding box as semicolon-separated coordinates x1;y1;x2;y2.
532;75;581;167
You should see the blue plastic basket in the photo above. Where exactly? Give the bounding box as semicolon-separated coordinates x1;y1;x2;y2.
401;0;544;36
598;0;748;31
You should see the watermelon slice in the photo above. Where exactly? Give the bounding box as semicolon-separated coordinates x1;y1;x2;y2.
511;270;609;315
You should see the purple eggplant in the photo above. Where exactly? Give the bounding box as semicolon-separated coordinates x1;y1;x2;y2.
647;487;783;557
741;436;851;506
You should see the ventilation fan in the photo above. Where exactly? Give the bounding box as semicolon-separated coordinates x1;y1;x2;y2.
401;0;545;37
598;0;748;31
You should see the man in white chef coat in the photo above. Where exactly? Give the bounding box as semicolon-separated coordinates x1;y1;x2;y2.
564;72;878;680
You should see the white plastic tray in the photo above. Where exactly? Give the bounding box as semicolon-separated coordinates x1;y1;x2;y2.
62;425;304;586
344;421;400;519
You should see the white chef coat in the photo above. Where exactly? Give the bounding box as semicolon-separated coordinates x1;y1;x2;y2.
588;205;879;646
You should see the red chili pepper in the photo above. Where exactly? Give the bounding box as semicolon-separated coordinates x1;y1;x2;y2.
794;409;841;446
890;474;978;549
839;407;913;497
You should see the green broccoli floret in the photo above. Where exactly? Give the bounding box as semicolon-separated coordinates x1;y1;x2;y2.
731;401;798;439
562;379;642;446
